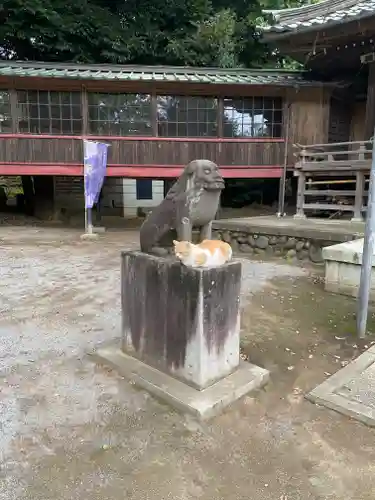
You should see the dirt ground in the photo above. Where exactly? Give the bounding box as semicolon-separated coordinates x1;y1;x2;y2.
1;225;375;500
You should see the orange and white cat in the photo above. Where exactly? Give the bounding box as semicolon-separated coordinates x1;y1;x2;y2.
173;239;232;268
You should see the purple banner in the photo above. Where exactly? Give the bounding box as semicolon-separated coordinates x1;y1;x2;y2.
83;140;109;209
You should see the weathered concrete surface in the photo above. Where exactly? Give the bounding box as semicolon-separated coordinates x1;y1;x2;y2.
307;345;375;426
213;215;365;241
92;348;269;420
2;226;375;500
122;251;242;389
212;216;364;264
323;238;375;300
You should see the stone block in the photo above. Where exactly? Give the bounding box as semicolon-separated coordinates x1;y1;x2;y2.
323;238;375;300
121;251;242;390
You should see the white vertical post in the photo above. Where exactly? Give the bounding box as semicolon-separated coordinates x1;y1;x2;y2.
357;134;375;338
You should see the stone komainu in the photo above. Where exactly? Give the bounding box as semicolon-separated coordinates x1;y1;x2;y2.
139;159;225;256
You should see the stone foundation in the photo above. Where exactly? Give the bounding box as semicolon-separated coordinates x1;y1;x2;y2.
212;229;332;263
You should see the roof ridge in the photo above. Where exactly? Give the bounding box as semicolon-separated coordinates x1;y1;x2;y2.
0;62;343;87
0;61;305;75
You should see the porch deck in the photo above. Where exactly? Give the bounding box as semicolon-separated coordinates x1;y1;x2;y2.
293;140;372;220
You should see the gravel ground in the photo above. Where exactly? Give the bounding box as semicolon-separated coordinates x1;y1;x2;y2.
1;226;375;500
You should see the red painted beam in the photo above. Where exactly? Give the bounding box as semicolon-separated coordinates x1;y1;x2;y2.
0;163;282;178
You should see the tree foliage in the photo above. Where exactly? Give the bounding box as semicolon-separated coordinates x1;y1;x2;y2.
0;0;314;68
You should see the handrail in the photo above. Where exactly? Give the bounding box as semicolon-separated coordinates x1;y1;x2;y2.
294;140;372;149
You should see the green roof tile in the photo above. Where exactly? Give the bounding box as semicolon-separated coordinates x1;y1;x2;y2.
0;61;341;87
262;0;375;36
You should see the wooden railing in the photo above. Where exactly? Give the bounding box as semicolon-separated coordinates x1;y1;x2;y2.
293;141;372;220
0;134;285;179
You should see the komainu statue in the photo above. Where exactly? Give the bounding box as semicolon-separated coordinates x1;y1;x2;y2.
140;159;225;256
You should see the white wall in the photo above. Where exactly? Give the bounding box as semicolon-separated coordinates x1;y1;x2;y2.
122;179;164;217
53;176;164;217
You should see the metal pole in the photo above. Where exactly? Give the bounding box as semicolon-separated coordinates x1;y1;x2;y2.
87;208;93;234
277;103;291;217
357;132;375;338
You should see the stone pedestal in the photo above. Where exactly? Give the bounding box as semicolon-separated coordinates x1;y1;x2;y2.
121;251;241;390
91;251;269;419
323;238;375;301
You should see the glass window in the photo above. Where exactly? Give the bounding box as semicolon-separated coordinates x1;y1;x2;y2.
222;97;283;138
88;93;152;136
0;91;11;133
17;90;82;134
157;96;218;137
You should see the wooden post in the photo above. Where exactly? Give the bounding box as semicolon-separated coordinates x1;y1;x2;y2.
81;86;89;135
151;93;158;137
277;101;291;217
294;172;306;219
365;62;375;139
217;98;224;138
9;88;19;133
352;171;365;222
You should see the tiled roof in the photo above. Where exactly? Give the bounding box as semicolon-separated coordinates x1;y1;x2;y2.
263;0;375;35
0;61;338;87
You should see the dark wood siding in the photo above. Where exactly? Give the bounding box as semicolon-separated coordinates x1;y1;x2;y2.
0;136;284;178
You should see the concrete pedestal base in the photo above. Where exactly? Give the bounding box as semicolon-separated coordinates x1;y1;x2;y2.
122;251;242;390
91;345;269;420
323;238;375;300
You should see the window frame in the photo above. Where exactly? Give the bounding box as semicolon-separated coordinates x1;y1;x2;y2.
16;90;83;135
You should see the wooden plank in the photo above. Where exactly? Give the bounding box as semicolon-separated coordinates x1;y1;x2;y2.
303;203;354;211
299;149;370;158
294;140;371;149
304;190;356;196
298;162;371;171
0;136;285;167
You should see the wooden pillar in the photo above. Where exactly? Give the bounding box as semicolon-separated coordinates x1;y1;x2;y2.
151;93;158;136
365;62;375;139
81;86;89;135
9;88;19;133
352;171;365;221
294;172;306;219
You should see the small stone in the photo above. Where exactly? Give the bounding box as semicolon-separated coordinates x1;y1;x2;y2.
309;244;323;263
269;236;278;245
222;231;231;243
255;235;269;249
230;239;239;251
278;235;288;244
285;238;297;249
296;241;304;252
304;241;310;249
254;248;265;255
286;249;296;259
239;244;252;253
297;249;309;260
287;366;294;371
237;233;248;243
247;235;255;246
